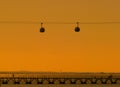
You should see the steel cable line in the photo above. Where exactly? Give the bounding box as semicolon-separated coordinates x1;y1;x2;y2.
0;21;120;33
0;21;120;24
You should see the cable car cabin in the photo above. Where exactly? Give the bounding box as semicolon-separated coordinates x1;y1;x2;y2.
40;27;45;33
75;27;80;32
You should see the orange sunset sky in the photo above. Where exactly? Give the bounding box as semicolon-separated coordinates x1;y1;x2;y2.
0;0;120;72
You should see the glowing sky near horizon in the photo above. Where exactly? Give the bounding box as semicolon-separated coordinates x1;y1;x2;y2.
0;0;120;72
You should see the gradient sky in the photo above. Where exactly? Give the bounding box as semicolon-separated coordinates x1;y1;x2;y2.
0;0;120;72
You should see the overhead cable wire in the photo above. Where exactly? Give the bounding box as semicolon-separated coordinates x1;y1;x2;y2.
0;21;120;24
